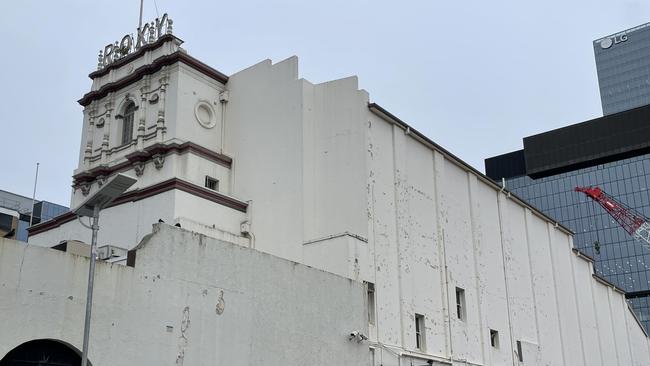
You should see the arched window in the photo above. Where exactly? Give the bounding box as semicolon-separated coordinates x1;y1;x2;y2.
121;101;136;146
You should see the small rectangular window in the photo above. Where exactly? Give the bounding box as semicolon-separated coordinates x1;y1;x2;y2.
489;329;499;348
205;176;219;191
516;340;523;362
366;282;376;325
415;313;425;350
456;287;466;320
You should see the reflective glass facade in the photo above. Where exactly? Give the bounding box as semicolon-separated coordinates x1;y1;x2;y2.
506;153;650;329
0;190;69;242
629;296;650;330
34;201;69;222
594;23;650;115
16;220;29;242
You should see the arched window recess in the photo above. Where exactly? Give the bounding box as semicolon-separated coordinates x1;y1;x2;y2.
115;100;138;146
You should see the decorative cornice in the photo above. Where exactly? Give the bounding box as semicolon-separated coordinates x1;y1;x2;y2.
74;161;131;184
28;178;248;236
73;141;232;185
89;34;180;79
79;51;229;107
174;142;232;167
28;212;77;236
125;150;150;163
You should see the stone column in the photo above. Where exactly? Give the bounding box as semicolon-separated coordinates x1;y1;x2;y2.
101;97;113;163
138;78;150;150
157;71;168;142
84;105;95;168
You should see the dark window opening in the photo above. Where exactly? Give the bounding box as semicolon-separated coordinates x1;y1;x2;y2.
205;176;219;191
490;329;499;348
456;287;466;320
415;313;425;350
121;101;136;146
366;282;376;325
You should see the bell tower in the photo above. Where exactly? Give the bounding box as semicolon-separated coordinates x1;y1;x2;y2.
28;15;249;250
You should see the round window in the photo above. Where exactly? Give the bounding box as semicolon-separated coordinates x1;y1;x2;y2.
194;101;217;128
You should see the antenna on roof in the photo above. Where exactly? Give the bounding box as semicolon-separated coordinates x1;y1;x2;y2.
29;162;39;228
138;0;144;31
153;0;160;17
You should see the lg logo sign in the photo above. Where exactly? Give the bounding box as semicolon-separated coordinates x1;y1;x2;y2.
600;34;628;49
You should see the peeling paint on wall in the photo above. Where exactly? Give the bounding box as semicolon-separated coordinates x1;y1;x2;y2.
176;306;190;366
215;290;225;315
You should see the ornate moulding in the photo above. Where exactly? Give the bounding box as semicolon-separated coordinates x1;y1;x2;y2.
72;141;232;189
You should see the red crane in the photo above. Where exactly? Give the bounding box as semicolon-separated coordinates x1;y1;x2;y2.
575;186;650;249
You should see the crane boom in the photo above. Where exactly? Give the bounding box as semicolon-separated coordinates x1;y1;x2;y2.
575;186;650;250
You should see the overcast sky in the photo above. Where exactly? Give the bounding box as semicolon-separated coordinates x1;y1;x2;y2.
1;0;648;206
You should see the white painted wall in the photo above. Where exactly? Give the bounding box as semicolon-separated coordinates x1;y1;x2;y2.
0;225;368;365
300;76;369;243
355;105;650;365
224;58;307;262
170;64;225;150
526;214;565;365
293;84;650;364
30;190;174;248
31;187;246;250
224;58;370;262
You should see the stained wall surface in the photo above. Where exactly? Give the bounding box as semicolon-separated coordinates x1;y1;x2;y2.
0;225;368;366
352;104;650;365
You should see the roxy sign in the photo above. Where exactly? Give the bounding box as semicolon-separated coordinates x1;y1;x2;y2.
97;14;174;70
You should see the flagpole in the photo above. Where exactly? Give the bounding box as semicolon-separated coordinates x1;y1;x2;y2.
138;0;144;30
29;162;39;227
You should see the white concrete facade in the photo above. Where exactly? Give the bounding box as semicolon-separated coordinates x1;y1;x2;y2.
1;225;368;365
217;54;650;365
21;33;650;365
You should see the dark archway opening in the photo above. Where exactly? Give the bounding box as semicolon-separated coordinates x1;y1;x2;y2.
0;339;84;366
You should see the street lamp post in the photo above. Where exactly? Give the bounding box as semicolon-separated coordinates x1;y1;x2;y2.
73;174;136;366
80;204;100;366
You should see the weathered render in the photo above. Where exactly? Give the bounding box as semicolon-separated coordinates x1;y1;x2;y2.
354;105;650;365
0;225;368;365
17;28;650;365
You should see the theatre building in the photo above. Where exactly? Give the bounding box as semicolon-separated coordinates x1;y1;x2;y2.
1;15;649;366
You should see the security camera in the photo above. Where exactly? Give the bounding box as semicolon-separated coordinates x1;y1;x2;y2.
349;331;360;341
348;331;368;343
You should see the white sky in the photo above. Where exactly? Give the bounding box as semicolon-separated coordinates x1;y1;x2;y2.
1;0;648;206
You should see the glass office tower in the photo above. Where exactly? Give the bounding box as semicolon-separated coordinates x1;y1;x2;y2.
486;105;650;330
594;22;650;115
33;201;69;222
0;190;68;242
